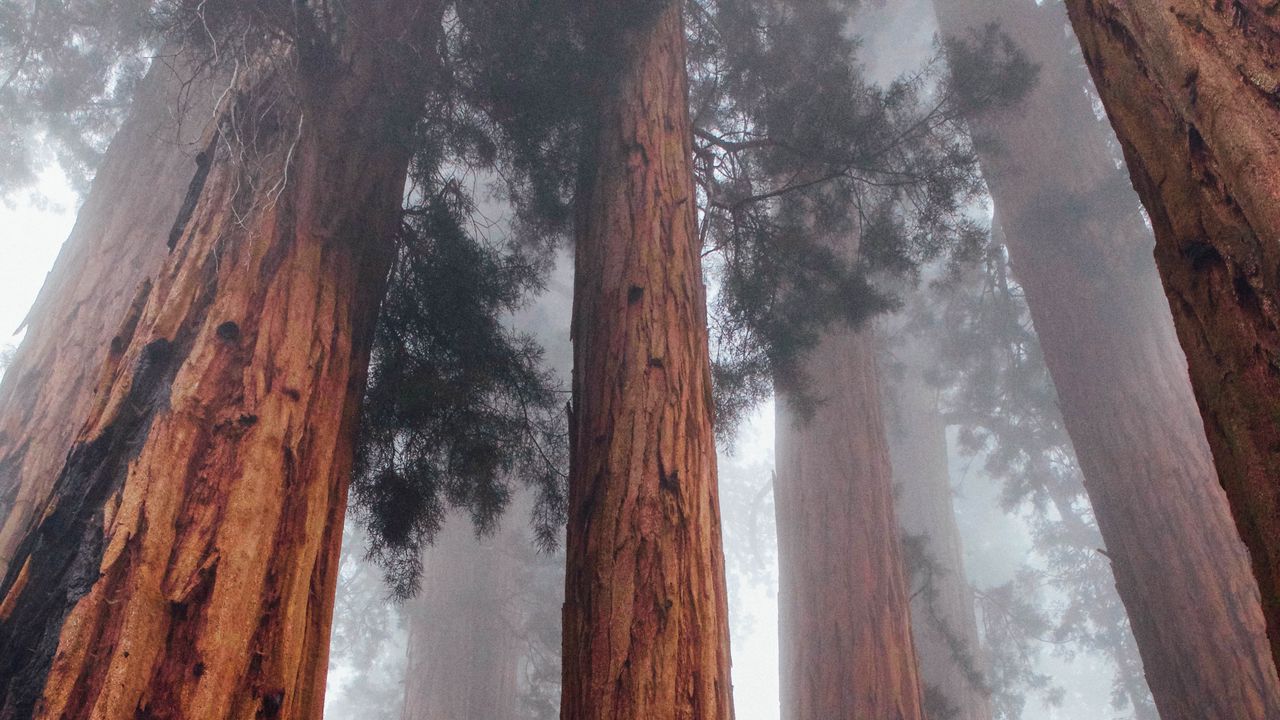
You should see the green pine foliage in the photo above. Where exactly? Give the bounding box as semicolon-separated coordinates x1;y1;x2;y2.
688;0;1036;433
351;180;567;598
3;0;1042;610
0;0;156;195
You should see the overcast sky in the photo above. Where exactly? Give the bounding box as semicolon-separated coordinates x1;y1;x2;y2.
0;170;77;370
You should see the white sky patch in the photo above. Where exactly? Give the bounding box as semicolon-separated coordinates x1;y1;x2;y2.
721;402;781;720
729;579;781;720
0;169;77;374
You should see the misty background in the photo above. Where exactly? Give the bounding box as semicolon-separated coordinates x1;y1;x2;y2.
0;0;1164;718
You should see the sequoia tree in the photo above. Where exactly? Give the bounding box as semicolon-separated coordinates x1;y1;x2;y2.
1060;0;1280;668
687;1;1029;715
0;55;222;575
560;2;735;717
885;340;992;720
402;516;522;720
774;321;927;720
932;0;1280;714
930;233;1167;718
0;2;444;716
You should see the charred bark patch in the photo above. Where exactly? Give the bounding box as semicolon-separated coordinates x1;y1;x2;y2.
169;148;214;252
658;466;679;493
0;440;30;526
216;321;241;343
1185;240;1225;271
105;280;155;379
0;339;179;718
1233;270;1264;319
1188;124;1210;160
258;690;284;718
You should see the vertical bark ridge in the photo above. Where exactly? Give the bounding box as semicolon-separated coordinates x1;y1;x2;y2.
562;3;735;718
933;0;1280;714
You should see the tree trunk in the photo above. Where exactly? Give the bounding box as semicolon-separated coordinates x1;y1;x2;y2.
0;55;222;576
402;515;521;720
0;5;439;718
774;323;926;720
933;0;1280;714
885;349;992;720
1061;0;1280;672
561;2;734;718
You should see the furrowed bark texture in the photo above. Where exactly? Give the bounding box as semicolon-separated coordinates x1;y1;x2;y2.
774;324;926;720
0;4;439;718
0;56;223;576
1062;0;1280;671
935;0;1280;714
562;3;734;719
402;516;521;720
885;354;991;720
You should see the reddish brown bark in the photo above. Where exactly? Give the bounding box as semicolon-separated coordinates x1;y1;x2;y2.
934;0;1280;714
561;3;734;718
0;5;440;718
774;324;926;720
402;516;521;720
1060;0;1280;672
885;351;992;720
0;55;222;575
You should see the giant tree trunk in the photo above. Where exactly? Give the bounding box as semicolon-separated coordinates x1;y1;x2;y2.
1061;0;1280;670
774;324;926;720
0;55;222;576
0;5;439;717
402;516;521;720
561;2;734;718
885;350;992;720
933;0;1280;714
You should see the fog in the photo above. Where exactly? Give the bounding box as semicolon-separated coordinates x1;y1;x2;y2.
320;3;1158;715
0;0;1271;718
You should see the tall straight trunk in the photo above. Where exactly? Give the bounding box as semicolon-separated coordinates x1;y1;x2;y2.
774;323;926;720
885;349;992;720
402;516;521;720
1061;0;1280;669
0;4;440;718
0;56;222;575
933;0;1280;715
562;2;734;718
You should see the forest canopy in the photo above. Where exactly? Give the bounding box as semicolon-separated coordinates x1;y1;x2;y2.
1;1;1278;719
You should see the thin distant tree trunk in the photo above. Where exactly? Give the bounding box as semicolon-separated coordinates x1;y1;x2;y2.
933;0;1280;715
562;2;734;718
1060;0;1280;671
885;348;992;720
0;55;222;576
0;4;441;718
774;322;926;720
402;516;521;720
